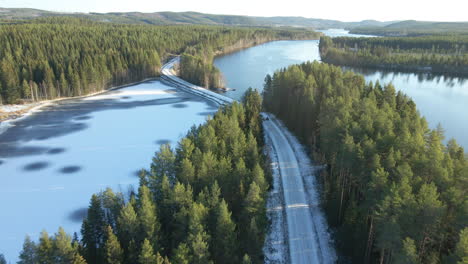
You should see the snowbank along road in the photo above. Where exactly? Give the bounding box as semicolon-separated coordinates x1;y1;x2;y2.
263;113;336;264
160;58;336;264
161;57;234;106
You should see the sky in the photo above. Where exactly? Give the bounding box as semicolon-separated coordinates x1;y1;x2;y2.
1;0;467;22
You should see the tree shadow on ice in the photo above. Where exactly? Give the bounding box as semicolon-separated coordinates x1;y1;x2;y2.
68;207;87;223
59;166;82;174
0;84;209;159
155;139;171;145
23;161;50;171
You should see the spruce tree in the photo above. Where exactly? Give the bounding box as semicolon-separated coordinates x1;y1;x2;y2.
138;239;157;264
18;236;37;264
104;226;123;264
37;230;53;264
53;227;76;263
172;243;190;264
137;185;159;250
81;194;106;263
117;202;138;263
213;200;237;264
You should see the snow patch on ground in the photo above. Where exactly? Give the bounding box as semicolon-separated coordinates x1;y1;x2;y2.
161;57;234;106
263;129;288;264
0;103;37;113
83;89;171;101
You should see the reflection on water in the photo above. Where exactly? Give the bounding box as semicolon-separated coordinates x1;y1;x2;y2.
0;80;214;261
215;33;468;148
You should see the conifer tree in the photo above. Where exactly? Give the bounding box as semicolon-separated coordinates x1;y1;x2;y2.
37;230;53;264
81;194;106;263
117;202;139;263
18;236;37;264
172;243;190;264
104;226;123;264
53;227;77;263
138;239;157;264
213;200;237;264
137;185;159;249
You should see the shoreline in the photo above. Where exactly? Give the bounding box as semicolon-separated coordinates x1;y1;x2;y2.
0;77;158;136
0;36;320;136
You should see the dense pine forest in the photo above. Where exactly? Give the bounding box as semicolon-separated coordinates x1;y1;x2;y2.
0;16;319;104
319;35;468;76
263;62;468;263
14;90;269;264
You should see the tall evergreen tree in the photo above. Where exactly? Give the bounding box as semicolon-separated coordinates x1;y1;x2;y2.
81;194;106;263
18;236;37;264
212;200;237;264
37;230;53;264
138;239;157;264
104;226;123;264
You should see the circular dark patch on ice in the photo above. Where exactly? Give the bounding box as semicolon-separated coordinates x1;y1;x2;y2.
74;115;92;121
197;111;216;116
172;103;188;108
121;96;131;99
59;166;81;174
155;139;171;145
23;161;49;171
0;160;3;166
47;148;66;155
68;208;87;223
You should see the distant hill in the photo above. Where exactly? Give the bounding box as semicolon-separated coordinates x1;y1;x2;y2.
351;20;468;36
2;8;465;34
0;7;394;28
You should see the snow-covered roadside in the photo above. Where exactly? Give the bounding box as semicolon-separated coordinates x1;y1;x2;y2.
160;57;234;106
0;78;158;136
263;126;288;264
269;116;337;263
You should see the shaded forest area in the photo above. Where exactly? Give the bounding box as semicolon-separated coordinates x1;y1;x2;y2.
263;62;468;263
319;35;468;76
15;90;270;264
0;16;319;104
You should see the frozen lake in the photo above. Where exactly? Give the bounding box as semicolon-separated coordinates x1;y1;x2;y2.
0;80;217;261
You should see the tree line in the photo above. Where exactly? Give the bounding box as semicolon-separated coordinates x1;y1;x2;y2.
263;61;468;263
178;28;320;90
0;16;319;104
13;89;269;264
319;36;468;76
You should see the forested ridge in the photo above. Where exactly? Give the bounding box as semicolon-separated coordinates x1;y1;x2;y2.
263;62;468;263
319;36;468;76
350;21;468;37
0;16;319;104
13;90;269;264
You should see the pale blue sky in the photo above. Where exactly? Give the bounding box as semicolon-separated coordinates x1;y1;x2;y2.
1;0;467;22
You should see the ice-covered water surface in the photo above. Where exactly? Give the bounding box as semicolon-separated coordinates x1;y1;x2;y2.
0;80;217;261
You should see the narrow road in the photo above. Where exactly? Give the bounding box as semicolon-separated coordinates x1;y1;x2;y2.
263;113;326;263
160;58;335;263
